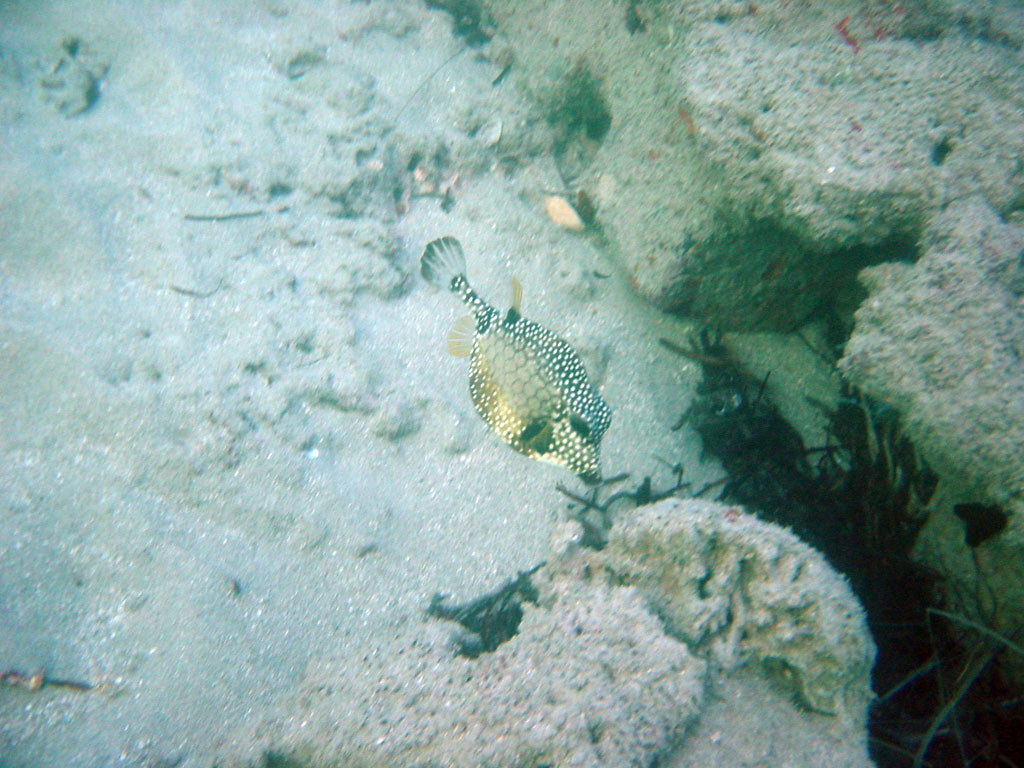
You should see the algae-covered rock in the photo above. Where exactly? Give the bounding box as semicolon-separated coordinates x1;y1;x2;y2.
841;197;1024;511
582;498;876;722
247;579;707;768
476;0;1024;330
840;196;1024;682
233;498;875;767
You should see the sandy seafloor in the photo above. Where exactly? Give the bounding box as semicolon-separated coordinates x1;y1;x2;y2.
0;1;857;766
0;1;698;764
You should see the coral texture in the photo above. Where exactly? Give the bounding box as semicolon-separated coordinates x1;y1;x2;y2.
587;499;876;721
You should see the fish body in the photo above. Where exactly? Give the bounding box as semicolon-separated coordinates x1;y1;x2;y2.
421;236;611;483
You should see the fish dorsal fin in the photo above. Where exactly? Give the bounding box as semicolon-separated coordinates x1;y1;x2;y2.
505;277;523;324
448;315;476;357
510;277;523;314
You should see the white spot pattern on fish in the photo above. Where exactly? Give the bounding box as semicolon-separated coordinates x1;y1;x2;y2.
421;236;611;483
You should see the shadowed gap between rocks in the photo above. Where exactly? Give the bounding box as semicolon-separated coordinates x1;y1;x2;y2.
659;326;1022;768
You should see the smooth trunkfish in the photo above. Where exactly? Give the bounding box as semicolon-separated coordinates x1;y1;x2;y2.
421;236;611;483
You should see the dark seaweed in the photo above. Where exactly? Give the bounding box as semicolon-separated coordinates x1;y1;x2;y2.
427;565;541;657
954;503;1008;547
664;328;1024;768
663;329;933;578
556;466;689;550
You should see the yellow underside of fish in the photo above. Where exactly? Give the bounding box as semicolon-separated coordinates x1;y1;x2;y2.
469;333;596;476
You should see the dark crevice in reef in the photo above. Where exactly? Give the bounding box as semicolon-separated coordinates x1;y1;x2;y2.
663;326;1024;768
549;63;612;143
663;328;936;572
811;231;922;336
953;502;1008;548
546;61;613;184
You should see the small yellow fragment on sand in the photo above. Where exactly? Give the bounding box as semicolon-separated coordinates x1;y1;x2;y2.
544;195;585;232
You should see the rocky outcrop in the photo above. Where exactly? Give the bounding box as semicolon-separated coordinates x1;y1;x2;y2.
841;196;1024;680
477;0;1024;329
232;499;875;767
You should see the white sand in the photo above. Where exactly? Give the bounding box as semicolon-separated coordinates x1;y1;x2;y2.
1;2;714;764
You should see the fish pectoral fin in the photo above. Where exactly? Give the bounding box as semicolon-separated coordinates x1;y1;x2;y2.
447;315;476;357
519;417;554;454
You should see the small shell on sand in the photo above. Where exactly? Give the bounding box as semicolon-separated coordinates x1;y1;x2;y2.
479;119;502;147
544;195;585;232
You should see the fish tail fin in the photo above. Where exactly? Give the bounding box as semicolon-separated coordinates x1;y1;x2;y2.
421;236;467;291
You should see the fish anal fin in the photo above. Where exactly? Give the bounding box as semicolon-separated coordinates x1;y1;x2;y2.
447;315;476;357
511;277;523;314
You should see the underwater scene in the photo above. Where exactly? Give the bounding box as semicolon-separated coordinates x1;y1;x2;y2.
2;1;1024;766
